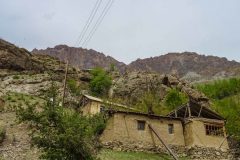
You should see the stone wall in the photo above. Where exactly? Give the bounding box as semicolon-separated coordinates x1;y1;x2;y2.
102;141;235;159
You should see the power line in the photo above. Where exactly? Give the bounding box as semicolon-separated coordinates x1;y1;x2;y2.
75;0;102;47
82;0;114;47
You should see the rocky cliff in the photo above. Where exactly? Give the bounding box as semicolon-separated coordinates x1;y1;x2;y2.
32;46;240;82
32;45;125;71
128;52;240;81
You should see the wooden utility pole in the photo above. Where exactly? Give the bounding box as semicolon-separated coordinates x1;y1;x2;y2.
62;60;69;107
148;124;179;160
187;104;191;117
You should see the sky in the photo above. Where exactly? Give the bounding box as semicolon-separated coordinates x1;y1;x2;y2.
0;0;240;64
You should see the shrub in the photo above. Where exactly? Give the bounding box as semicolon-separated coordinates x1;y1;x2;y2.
0;126;6;144
196;78;240;140
135;92;170;115
213;95;240;140
67;78;81;96
164;89;188;110
196;78;240;99
13;75;20;79
90;68;112;96
16;83;106;159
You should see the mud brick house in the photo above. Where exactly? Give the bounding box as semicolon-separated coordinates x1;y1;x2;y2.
79;94;229;153
78;94;137;115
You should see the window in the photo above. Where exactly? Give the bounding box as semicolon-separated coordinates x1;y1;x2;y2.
205;124;224;137
168;124;174;134
137;120;146;130
100;106;105;113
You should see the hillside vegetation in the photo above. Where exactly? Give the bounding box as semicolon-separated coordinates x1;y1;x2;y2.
196;78;240;140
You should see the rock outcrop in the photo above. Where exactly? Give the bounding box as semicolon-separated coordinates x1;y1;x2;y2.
0;39;42;71
32;45;126;71
127;52;240;81
112;71;209;107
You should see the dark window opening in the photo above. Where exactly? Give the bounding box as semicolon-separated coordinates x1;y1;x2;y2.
100;106;105;113
205;124;224;137
168;124;174;134
137;120;146;130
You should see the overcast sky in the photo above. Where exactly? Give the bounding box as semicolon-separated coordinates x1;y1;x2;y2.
0;0;240;64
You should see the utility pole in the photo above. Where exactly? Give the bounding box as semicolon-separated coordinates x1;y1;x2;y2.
62;60;69;107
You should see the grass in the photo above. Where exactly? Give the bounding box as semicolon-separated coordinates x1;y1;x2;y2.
98;149;188;160
2;92;45;111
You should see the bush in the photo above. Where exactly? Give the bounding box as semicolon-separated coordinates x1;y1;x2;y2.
90;68;112;96
67;78;81;96
13;75;20;79
196;78;240;140
134;92;168;115
164;89;188;110
196;78;240;99
213;95;240;140
0;126;6;144
16;83;106;160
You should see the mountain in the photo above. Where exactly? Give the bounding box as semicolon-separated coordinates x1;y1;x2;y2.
32;45;126;71
0;38;42;71
0;39;73;73
127;52;240;81
32;45;240;81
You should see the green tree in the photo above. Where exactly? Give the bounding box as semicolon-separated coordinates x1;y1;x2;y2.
90;68;112;96
67;78;81;96
196;78;240;99
134;91;170;115
196;78;240;140
164;88;188;110
212;95;240;140
16;83;106;160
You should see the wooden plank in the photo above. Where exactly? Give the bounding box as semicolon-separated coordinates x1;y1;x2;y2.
187;104;191;117
184;106;188;118
148;124;179;160
219;137;227;149
198;106;203;117
175;110;177;118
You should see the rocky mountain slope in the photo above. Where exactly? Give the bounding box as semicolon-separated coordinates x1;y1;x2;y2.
32;45;240;82
128;52;240;81
112;72;209;109
0;39;92;159
32;45;125;71
1;39;240;159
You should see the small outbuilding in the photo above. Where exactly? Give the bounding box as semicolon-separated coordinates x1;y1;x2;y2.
78;94;137;115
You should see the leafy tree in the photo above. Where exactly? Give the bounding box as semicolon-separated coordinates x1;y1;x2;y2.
134;91;170;115
16;83;106;160
196;78;240;99
90;68;112;96
67;78;81;96
213;95;240;140
164;88;188;110
196;78;240;140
